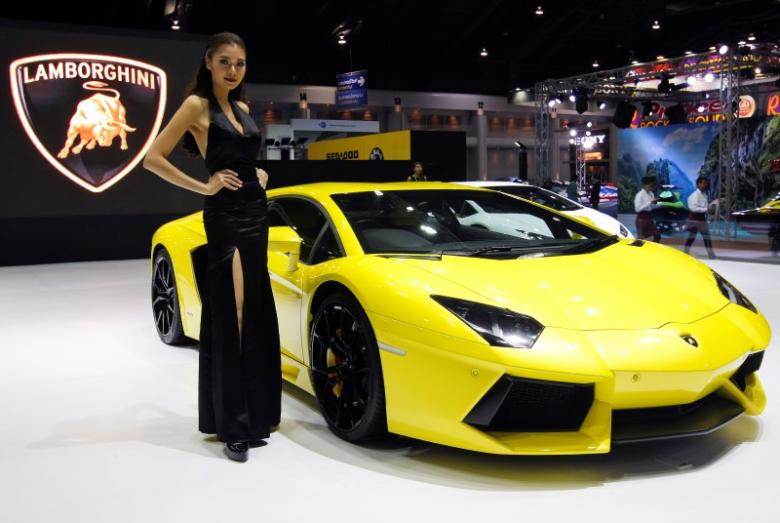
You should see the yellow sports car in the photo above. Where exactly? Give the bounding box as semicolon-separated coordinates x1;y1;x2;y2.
150;182;770;455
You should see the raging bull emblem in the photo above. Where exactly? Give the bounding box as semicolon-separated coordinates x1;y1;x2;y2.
57;81;137;159
9;53;167;192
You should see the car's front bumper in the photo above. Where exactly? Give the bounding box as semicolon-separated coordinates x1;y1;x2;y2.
372;302;769;455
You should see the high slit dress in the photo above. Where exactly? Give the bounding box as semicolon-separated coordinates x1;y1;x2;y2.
197;93;282;443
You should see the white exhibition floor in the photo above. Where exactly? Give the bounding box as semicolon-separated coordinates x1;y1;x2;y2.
1;257;779;523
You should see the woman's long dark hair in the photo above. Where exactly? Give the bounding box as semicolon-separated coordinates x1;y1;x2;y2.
181;31;249;157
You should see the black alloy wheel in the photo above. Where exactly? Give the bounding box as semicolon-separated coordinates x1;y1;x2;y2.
309;292;387;442
152;247;188;345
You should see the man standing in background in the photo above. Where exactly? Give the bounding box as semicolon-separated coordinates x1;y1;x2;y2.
589;175;601;210
684;176;717;259
634;175;661;242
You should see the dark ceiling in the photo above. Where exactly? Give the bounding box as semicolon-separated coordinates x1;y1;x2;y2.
3;0;779;95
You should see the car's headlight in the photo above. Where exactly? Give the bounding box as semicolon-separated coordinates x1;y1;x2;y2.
430;295;544;348
711;270;757;313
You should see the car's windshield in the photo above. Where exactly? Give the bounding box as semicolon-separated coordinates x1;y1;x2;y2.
491;185;582;211
331;189;609;257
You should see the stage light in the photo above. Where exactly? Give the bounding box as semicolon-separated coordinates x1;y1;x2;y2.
612;101;636;128
755;67;762;75
685;51;694;56
719;44;729;55
631;59;639;65
338;34;347;45
569;138;575;144
652;20;661;30
642;102;654;117
738;40;746;46
598;101;607;109
586;121;593;128
747;33;756;41
547;99;556;107
480;47;488;57
697;104;706;113
535;5;544;15
709;46;717;52
656;55;665;60
704;72;715;82
171;18;180;30
585;131;591;136
592;59;599;68
569;129;578;137
569;94;577;102
514;140;527;149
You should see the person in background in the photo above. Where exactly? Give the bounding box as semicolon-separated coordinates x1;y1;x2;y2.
407;161;428;181
542;179;554;190
589;175;601;210
566;176;579;202
684;176;716;259
634;175;661;242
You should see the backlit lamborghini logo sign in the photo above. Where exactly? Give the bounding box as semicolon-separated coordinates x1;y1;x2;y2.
9;53;167;193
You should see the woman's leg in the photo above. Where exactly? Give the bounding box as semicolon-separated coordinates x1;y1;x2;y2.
232;247;244;347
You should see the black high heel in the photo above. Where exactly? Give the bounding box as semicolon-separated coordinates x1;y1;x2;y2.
224;441;249;462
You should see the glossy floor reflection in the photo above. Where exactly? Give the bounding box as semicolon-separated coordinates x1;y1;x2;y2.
0;258;777;522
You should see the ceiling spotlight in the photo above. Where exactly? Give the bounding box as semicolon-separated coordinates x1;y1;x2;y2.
656;55;665;60
569;138;575;145
704;72;715;82
586;121;593;128
747;33;756;41
755;67;762;75
548;99;557;107
631;60;639;65
697;104;706;113
652;19;661;30
480;47;488;57
592;59;599;68
535;5;544;15
337;34;347;45
171;18;180;30
569;129;578;137
569;94;577;102
685;50;694;56
709;46;717;52
718;44;729;55
738;40;747;46
585;130;592;136
598;101;607;110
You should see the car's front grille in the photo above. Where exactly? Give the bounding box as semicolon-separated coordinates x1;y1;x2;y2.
464;375;594;432
730;351;764;391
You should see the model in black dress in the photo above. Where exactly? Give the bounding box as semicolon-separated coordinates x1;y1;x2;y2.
197;90;282;455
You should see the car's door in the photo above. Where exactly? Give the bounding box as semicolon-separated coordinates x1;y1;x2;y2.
267;196;343;362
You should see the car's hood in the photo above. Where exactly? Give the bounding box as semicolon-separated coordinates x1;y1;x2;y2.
388;241;726;330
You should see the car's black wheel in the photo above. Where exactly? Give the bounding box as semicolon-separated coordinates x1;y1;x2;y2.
152;247;188;345
309;292;388;442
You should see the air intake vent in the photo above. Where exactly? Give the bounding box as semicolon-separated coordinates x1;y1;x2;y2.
730;351;764;391
464;375;593;432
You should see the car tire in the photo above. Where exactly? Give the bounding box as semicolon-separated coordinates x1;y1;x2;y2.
309;292;388;443
152;247;188;345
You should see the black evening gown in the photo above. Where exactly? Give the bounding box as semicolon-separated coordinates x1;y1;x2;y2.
197;93;281;443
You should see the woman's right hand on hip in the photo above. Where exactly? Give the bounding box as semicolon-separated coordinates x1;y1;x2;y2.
206;169;243;194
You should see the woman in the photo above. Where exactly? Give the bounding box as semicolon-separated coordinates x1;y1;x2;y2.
143;32;281;463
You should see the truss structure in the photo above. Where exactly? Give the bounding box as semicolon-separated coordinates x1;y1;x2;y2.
533;44;780;239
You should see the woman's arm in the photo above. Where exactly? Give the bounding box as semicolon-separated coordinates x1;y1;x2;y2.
143;95;241;195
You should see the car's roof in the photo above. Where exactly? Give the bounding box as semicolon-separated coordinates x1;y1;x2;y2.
267;181;495;199
457;181;530;188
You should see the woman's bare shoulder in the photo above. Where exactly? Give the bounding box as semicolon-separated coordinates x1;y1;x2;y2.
235;100;250;114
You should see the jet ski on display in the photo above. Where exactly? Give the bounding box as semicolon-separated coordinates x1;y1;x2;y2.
654;185;689;235
732;193;780;235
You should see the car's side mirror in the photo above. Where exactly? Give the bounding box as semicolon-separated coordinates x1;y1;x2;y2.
268;226;301;272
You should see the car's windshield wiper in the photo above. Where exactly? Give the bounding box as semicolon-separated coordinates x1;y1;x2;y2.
557;235;619;255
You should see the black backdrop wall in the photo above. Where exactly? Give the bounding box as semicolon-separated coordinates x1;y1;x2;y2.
0;20;208;266
0;20;468;266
